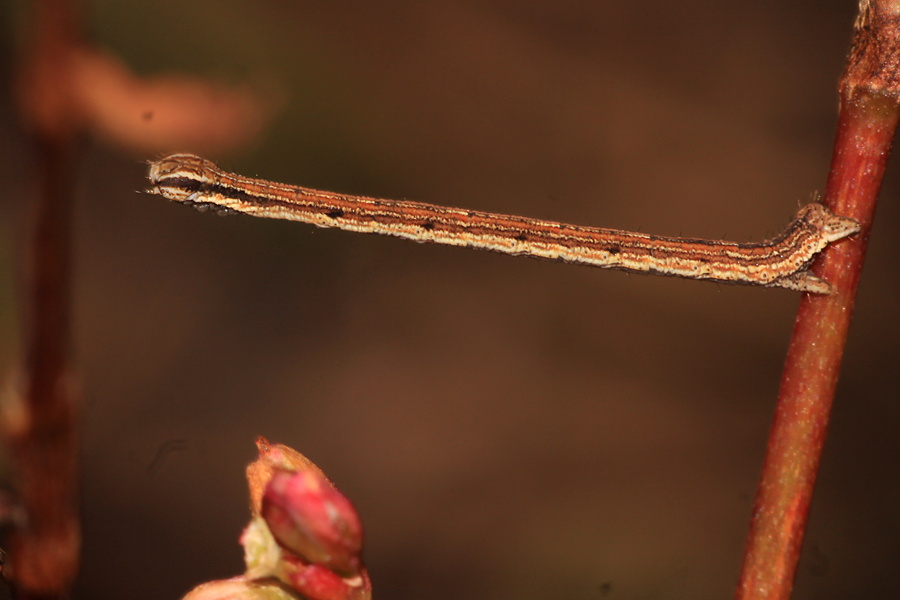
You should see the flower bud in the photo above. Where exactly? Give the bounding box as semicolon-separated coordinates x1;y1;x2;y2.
262;469;363;575
278;556;372;600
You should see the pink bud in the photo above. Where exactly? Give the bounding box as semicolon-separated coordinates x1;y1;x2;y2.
262;469;363;575
281;560;370;600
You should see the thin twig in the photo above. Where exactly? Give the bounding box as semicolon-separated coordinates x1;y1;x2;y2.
736;2;900;598
3;0;83;595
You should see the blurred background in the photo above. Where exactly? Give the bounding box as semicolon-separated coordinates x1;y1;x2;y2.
1;1;899;598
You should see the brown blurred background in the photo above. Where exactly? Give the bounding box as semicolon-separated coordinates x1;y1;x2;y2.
1;1;899;599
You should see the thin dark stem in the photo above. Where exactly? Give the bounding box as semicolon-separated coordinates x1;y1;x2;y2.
3;0;83;596
7;138;81;600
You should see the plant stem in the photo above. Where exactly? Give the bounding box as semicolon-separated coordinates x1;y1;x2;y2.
735;2;900;598
3;0;83;596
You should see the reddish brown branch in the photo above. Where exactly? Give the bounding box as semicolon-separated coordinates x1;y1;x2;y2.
735;2;900;598
3;0;83;596
4;0;271;592
5;139;81;597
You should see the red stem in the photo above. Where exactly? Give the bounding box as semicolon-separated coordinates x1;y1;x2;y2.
7;138;81;600
3;0;83;595
735;2;900;596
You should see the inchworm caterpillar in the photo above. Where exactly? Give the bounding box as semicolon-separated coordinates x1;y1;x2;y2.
147;154;859;294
